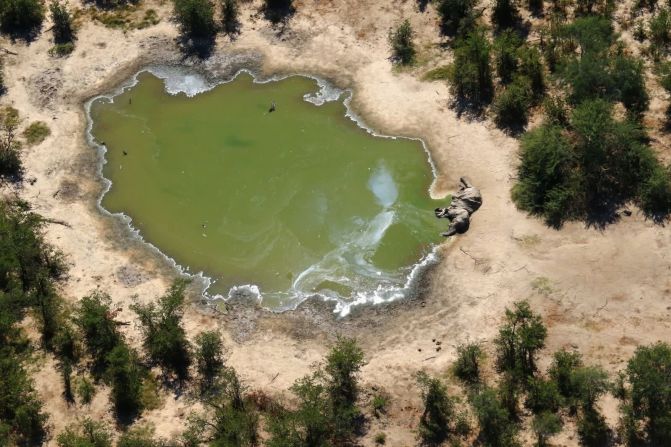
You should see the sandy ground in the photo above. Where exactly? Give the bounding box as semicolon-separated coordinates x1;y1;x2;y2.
3;0;671;445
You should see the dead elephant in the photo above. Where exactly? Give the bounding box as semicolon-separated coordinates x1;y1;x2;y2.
435;177;482;237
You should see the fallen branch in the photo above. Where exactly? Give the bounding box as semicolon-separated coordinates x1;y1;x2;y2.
0;47;18;56
269;372;279;384
42;217;71;228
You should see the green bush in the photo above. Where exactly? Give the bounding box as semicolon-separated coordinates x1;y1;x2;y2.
56;419;112;447
525;378;562;414
0;107;22;181
417;372;454;444
22;121;50;146
649;8;671;54
75;292;122;369
448;28;493;105
577;407;610;446
493;0;518;29
639;163;671;219
453;343;484;385
518;45;545;98
625;342;671;444
493;76;533;130
0;0;44;35
372;394;388;417
106;343;144;417
75;376;96;405
436;0;476;36
173;0;216;39
494;30;521;84
471;387;517;446
194;330;225;392
542;96;569;126
532;412;562;447
131;280;192;380
389;19;415;65
49;1;73;44
494;301;547;379
374;432;386;444
548;349;583;406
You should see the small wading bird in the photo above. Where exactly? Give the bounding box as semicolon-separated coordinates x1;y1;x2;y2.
269;101;276;113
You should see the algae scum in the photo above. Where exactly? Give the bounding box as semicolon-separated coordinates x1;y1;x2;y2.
91;71;447;312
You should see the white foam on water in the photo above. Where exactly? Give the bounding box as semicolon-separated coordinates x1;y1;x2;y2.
368;164;398;208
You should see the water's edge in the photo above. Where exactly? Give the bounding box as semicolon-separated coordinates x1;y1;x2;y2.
85;64;450;317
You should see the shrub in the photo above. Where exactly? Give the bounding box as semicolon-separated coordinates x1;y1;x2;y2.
448;28;493;105
0;107;22;181
493;76;533;130
532;412;562;447
49;1;73;44
75;292;122;369
494;30;521;84
187;367;259;446
518;45;545;98
423;65;451;81
639;163;671;219
625;342;671;444
471;387;517;445
106;343;144;418
22;121;50;146
374;432;386;444
325;337;366;441
56;419;112;447
453;343;484;384
131;280;192;380
417;371;454;444
525;378;562;414
493;0;518;29
194;330;225;392
542;96;569;126
372;394;388;417
548;349;583;405
0;0;44;35
173;0;216;39
436;0;476;36
494;301;547;380
49;42;74;57
572;366;609;410
75;376;95;405
117;425;161;447
649;8;671;54
389;19;415;65
221;0;239;34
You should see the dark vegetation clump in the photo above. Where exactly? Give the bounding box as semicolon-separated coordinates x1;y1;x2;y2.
173;0;216;39
0;0;44;37
448;27;493;108
389;19;416;65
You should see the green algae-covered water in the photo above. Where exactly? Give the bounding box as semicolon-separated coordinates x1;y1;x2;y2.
90;70;447;312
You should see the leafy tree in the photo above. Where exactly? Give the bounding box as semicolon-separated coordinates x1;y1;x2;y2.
548;349;583;406
389;19;415;65
639;163;671;219
56;418;112;447
493;0;518;29
525;378;562;414
267;373;331;447
0;107;22;181
436;0;476;36
75;292;121;370
518;45;545;98
494;301;547;380
324;337;365;441
131;280;191;380
471;387;517;446
572;366;609;411
195;330;225;392
186;367;259;446
49;1;74;44
448;28;493;105
494;30;521;84
416;372;454;444
106;343;144;418
453;343;484;384
624;342;671;444
117;425;163;447
494;76;533;130
173;0;216;39
0;354;47;445
0;0;44;35
221;0;239;34
532;412;561;447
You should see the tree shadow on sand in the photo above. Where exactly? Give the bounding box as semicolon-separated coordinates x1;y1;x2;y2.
263;0;295;26
177;34;216;60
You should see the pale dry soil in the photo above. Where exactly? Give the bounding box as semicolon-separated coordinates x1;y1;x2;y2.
2;0;670;445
